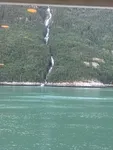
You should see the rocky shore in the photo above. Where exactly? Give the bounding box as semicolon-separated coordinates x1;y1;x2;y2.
0;81;112;87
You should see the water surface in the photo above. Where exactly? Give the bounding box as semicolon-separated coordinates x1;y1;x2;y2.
0;86;113;150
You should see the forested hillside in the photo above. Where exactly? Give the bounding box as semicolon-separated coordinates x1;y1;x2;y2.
0;5;113;84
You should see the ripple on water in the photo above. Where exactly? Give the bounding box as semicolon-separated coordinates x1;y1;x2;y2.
0;87;113;150
5;95;113;101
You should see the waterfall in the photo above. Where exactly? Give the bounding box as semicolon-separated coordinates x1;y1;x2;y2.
41;6;54;87
44;7;52;27
44;27;49;45
45;56;54;81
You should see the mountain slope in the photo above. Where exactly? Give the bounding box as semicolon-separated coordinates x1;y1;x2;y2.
0;5;113;84
49;7;113;83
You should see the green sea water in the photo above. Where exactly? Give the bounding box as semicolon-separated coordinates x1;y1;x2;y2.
0;86;113;150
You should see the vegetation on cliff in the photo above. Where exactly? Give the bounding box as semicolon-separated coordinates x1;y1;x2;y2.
0;5;113;83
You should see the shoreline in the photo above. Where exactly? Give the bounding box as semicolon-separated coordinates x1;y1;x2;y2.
0;81;113;88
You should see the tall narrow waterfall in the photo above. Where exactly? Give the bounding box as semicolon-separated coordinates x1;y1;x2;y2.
44;6;51;45
41;6;54;87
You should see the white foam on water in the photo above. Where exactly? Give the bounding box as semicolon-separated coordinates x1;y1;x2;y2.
0;106;30;109
40;83;45;87
11;95;113;100
89;144;112;150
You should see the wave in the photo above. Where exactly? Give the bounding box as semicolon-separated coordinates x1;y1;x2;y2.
2;95;113;101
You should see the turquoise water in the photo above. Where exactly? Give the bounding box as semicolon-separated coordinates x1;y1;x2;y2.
0;86;113;150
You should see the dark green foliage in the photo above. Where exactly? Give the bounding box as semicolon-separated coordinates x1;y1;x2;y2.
0;5;113;83
48;7;113;83
0;5;50;82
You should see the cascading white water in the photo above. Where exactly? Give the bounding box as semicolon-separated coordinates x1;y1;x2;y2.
41;6;54;87
47;56;54;75
44;27;49;45
44;6;51;45
44;7;52;27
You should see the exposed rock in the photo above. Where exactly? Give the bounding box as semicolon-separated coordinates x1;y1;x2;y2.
17;17;24;20
46;81;104;87
91;62;99;68
92;57;105;63
0;81;110;87
25;17;29;22
0;82;40;85
83;61;90;67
